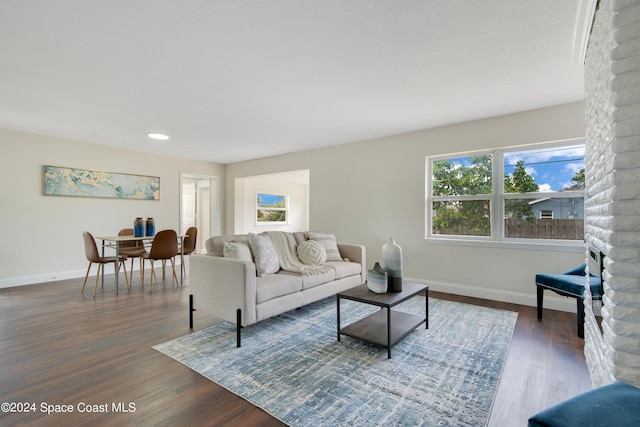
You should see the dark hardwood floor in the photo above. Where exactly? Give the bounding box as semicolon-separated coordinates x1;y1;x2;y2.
0;269;592;426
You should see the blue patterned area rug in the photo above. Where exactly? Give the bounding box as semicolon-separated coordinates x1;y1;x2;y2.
154;295;517;427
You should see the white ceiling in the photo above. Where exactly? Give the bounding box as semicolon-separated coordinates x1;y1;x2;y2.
0;1;586;164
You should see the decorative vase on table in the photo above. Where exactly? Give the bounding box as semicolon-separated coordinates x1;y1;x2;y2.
145;217;155;236
382;237;403;292
367;262;388;294
133;217;144;237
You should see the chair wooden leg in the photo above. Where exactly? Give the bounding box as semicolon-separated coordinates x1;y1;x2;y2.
129;258;134;287
162;260;166;280
82;263;92;293
141;258;145;289
121;260;130;289
170;257;178;286
93;264;102;297
149;260;154;292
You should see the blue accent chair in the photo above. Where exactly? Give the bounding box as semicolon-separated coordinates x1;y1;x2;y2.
536;263;602;338
528;381;640;427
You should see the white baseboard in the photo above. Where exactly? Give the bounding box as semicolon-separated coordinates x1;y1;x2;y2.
405;276;581;314
0;259;184;289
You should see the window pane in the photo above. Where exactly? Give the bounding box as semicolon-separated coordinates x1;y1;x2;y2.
504;145;585;193
432;200;491;236
256;193;287;223
432;155;492;196
504;197;584;240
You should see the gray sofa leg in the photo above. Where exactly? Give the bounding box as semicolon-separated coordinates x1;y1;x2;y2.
237;308;242;348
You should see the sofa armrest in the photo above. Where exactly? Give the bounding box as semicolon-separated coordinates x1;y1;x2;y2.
190;254;257;326
337;243;367;284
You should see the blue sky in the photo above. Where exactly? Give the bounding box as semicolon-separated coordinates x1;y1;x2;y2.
257;193;286;207
504;144;585;192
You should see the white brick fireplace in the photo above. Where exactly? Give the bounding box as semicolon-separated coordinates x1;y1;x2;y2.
584;0;640;386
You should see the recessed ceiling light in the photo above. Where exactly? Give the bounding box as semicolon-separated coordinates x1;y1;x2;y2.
148;133;169;140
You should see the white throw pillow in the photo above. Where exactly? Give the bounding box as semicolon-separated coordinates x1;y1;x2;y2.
248;233;280;276
223;241;253;262
307;232;342;261
297;240;327;265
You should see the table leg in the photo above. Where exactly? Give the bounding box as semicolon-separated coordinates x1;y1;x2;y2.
115;241;120;295
101;240;106;289
180;236;184;284
336;296;341;341
387;307;392;359
425;287;429;329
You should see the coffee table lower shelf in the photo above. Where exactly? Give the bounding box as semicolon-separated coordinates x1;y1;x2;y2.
339;309;426;350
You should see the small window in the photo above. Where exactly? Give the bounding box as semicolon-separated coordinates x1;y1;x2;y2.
256;193;288;224
540;210;553;219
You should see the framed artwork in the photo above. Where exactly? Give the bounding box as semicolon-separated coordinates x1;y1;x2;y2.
43;165;160;200
256;193;288;224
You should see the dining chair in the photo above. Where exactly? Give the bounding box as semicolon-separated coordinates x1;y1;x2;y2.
142;229;179;292
82;231;130;296
117;228;147;285
181;226;198;276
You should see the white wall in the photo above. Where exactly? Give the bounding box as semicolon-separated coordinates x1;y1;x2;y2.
234;171;309;234
0;128;225;287
225;102;587;309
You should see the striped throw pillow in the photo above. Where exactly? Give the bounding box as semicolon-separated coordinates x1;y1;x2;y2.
307;232;342;261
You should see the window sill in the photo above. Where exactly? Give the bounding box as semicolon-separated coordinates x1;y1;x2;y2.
425;237;584;253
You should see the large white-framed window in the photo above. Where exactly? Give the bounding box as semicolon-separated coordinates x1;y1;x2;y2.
256;192;288;225
426;139;585;247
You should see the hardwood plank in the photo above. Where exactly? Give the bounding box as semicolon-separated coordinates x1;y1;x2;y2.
0;274;592;426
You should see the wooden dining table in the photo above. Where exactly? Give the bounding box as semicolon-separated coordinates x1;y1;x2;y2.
95;233;187;294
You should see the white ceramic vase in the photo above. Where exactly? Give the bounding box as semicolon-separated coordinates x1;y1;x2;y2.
367;262;388;294
382;237;403;292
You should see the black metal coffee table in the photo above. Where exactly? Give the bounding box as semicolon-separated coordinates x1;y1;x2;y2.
337;281;429;358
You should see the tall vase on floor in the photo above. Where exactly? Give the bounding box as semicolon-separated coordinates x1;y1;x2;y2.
382;237;403;292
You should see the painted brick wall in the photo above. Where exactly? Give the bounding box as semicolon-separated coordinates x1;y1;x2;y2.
584;0;640;387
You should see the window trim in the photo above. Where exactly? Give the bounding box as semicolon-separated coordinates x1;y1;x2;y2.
425;139;585;248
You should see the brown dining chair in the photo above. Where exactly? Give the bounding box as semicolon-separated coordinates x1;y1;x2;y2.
181;226;198;275
117;228;147;285
82;231;130;296
142;229;179;292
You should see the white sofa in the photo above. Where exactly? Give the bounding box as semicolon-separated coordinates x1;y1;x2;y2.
189;231;366;346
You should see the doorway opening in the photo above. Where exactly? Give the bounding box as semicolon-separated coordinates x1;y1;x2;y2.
180;172;220;253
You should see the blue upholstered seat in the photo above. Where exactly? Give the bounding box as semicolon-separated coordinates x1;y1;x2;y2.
535;263;602;338
535;264;603;297
528;381;640;427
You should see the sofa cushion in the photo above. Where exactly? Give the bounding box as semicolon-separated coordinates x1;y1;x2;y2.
223;241;253;262
279;269;336;290
308;232;342;261
207;234;249;257
256;274;303;304
297;240;327;265
249;233;280;277
325;261;362;280
293;231;307;246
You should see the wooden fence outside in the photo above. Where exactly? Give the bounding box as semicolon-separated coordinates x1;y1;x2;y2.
504;218;584;240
